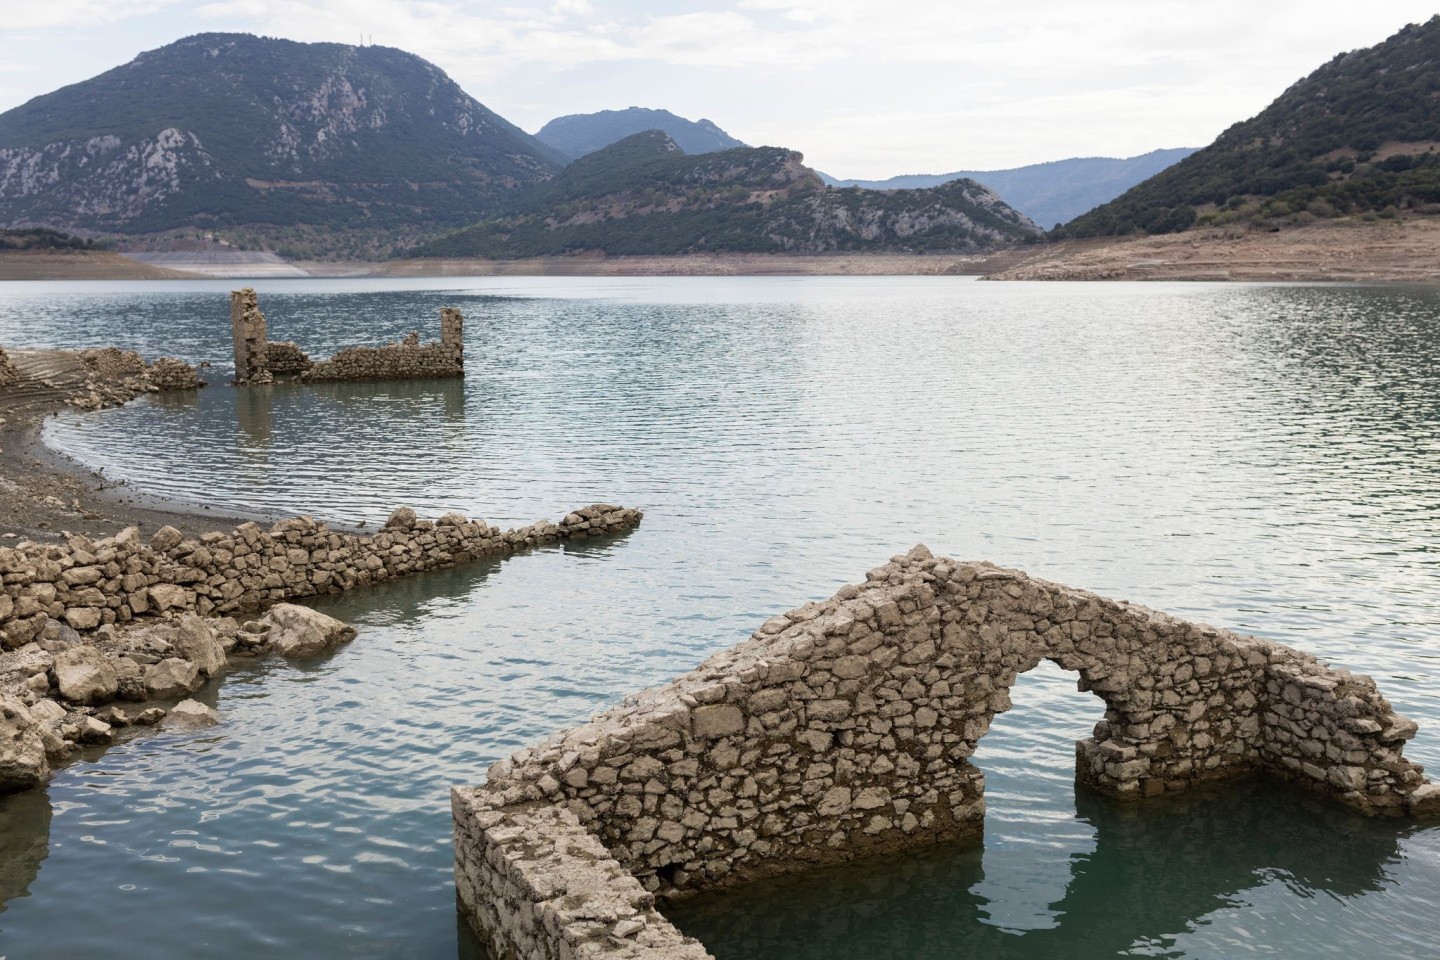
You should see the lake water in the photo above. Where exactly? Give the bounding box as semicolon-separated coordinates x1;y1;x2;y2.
0;276;1437;958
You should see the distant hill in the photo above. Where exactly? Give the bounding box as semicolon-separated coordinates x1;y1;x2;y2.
0;33;564;257
1062;16;1440;237
823;149;1197;230
413;131;1041;258
535;107;747;161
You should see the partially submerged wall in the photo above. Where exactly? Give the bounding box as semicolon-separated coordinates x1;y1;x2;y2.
454;546;1438;960
265;341;312;376
0;504;641;648
229;288;463;384
230;288;269;384
301;331;462;382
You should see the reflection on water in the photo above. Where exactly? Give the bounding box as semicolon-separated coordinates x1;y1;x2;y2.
667;781;1415;960
669;660;1422;959
0;277;1436;959
0;788;50;916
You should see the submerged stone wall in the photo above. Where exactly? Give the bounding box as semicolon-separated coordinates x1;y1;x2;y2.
301;329;462;382
265;341;312;376
453;546;1438;960
0;504;641;649
228;288;463;384
230;288;270;384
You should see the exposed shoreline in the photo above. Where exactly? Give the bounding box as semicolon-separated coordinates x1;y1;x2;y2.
0;351;263;544
981;218;1440;282
3;221;1439;282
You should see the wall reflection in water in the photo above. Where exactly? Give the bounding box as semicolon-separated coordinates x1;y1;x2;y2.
665;779;1412;960
0;787;51;918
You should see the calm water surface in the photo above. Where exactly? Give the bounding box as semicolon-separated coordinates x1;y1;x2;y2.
0;276;1437;958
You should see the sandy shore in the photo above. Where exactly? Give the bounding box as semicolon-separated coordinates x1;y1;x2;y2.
983;218;1440;282
0;350;261;544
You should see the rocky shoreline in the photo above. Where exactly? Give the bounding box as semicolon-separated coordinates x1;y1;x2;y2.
1;602;355;792
0;342;644;796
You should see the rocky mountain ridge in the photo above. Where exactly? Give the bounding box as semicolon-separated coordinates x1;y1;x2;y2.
415;131;1041;257
1063;16;1440;236
0;33;564;257
823;148;1199;229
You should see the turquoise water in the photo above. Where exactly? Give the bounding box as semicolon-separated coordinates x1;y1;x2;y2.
0;276;1437;957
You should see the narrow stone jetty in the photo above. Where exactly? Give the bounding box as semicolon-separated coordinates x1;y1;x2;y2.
0;504;641;645
453;546;1438;960
0;504;644;795
230;288;464;384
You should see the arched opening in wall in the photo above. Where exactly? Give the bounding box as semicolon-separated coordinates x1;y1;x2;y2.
966;658;1105;933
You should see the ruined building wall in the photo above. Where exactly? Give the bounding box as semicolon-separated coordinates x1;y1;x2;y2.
230;288;269;384
0;504;640;648
300;331;462;382
454;546;1438;960
228;289;463;384
265;341;312;376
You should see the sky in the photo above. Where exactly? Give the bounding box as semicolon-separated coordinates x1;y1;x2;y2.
1;2;1436;179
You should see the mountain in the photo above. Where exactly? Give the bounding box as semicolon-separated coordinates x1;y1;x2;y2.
535;108;748;160
0;33;565;257
412;131;1041;258
822;149;1198;230
1062;17;1440;237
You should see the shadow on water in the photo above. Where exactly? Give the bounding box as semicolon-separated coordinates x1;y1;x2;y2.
664;779;1413;960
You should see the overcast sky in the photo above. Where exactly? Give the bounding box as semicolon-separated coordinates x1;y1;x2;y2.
1;2;1436;178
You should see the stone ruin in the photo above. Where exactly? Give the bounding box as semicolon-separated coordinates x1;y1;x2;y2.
229;288;463;385
0;348;20;389
453;546;1439;960
0;504;644;795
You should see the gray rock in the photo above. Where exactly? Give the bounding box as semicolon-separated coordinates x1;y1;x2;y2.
169;615;226;678
150;526;184;552
163;699;218;729
53;646;118;704
0;696;48;794
147;583;189;612
1410;783;1440;819
27;699;65;724
384;506;417;531
62;607;101;631
261;604;356;658
144;657;202;700
78;715;112;744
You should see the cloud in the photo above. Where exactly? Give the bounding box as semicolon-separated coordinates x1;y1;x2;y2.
5;0;180;29
2;0;1439;175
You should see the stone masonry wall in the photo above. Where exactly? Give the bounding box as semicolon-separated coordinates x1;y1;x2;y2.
230;288;269;384
301;329;462;382
0;348;20;388
454;546;1438;960
0;504;641;649
265;341;313;376
229;288;463;384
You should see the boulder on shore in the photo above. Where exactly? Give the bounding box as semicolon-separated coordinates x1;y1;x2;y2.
53;646;119;704
0;696;48;794
261;603;356;658
163;699;219;729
